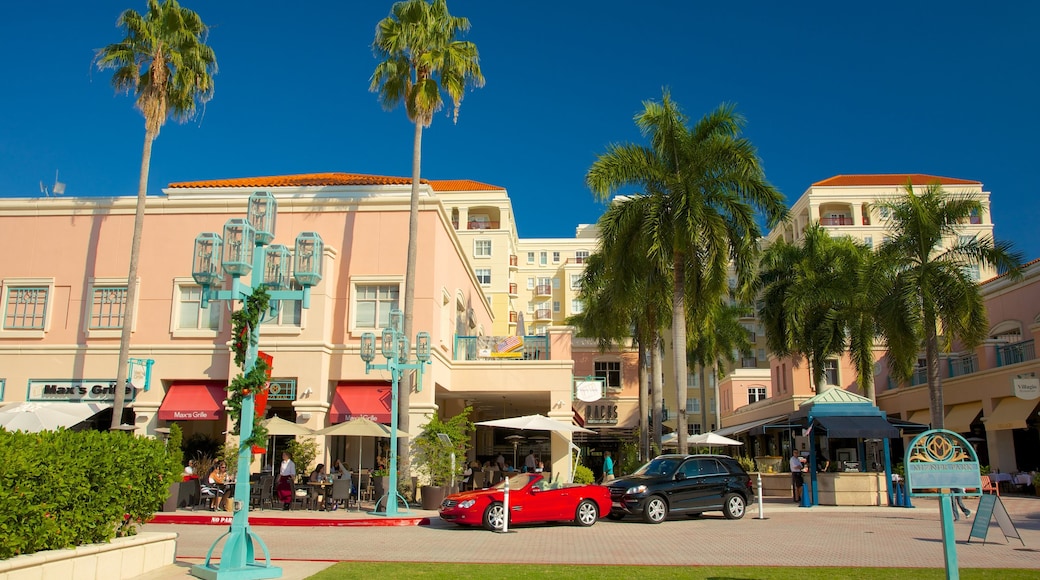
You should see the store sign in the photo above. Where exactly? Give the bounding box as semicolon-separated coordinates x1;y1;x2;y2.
28;379;135;402
584;402;618;425
1012;377;1039;400
905;430;981;495
575;379;603;403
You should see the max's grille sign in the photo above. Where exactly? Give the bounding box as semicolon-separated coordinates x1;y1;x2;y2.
28;379;134;402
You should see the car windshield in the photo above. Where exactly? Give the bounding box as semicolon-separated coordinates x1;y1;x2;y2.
492;473;535;490
632;457;679;476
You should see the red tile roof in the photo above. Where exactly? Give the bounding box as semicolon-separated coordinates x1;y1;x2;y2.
812;174;981;187
167;172;421;189
427;179;504;192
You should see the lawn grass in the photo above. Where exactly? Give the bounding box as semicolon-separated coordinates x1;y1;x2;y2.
307;562;1037;579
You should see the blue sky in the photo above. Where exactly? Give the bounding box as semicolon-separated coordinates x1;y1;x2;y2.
2;2;1038;259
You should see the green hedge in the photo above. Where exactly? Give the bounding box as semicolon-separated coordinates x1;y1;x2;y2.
0;428;179;559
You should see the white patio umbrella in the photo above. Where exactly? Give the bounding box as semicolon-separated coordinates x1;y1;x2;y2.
664;431;744;452
0;401;108;432
476;414;594;434
317;418;409;509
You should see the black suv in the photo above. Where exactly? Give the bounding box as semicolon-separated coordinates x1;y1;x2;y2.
606;454;752;523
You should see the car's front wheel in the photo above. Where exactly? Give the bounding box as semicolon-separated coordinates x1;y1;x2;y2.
723;493;746;520
642;496;667;524
482;502;506;531
574;499;598;526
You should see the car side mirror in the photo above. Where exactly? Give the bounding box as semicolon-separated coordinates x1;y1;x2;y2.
675;472;686;481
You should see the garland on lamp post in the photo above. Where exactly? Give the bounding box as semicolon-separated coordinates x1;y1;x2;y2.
226;286;271;449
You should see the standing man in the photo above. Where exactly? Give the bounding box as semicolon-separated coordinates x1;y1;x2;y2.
524;449;537;472
790;449;806;502
277;451;297;510
602;450;615;483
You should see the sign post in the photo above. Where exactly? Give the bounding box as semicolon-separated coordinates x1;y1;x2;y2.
904;430;983;580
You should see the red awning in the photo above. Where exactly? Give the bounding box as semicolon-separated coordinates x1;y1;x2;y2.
158;383;226;421
330;383;392;423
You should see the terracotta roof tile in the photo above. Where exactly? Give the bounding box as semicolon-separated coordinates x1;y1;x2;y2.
427;179;505;192
812;174;981;187
167;172;421;189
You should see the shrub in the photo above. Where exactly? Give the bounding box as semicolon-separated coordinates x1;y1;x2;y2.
0;428;179;559
573;463;595;484
616;440;641;476
411;407;473;487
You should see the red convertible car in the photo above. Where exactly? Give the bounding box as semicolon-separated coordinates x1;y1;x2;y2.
439;473;611;531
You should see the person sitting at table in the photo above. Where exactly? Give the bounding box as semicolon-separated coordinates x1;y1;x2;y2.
309;464;332;509
333;459;349;480
207;461;228;510
183;459;199;482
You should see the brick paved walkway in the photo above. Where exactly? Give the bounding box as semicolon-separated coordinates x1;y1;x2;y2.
138;495;1040;579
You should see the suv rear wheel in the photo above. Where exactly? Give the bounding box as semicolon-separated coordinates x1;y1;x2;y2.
642;496;667;524
723;493;746;520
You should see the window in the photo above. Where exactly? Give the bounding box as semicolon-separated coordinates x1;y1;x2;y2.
863;236;873;249
89;286;128;329
964;264;980;282
552;277;560;289
575;250;589;264
570;274;581;289
552;251;560;263
687;423;702;436
552;301;560;312
527;251;535;264
263;281;303;326
4;286;48;330
686;398;701;414
595;360;622;393
540;252;547;266
958;234;977;246
177;286;221;330
527;277;534;290
354;283;400;329
748;387;767;404
823;359;839;386
474;239;492;258
571;299;584;314
475;268;492;285
879;207;890;219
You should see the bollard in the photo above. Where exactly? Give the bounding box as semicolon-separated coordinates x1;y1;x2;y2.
902;484;914;509
756;472;765;519
501;475;510;532
893;481;903;507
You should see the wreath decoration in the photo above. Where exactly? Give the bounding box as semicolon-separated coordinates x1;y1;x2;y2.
226;286;271;449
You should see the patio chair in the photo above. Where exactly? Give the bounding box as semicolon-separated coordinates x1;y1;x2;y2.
981;475;1000;496
332;477;353;509
251;475;275;510
359;473;374;502
199;480;220;510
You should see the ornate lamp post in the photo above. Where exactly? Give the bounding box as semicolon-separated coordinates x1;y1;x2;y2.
189;191;323;580
359;308;430;516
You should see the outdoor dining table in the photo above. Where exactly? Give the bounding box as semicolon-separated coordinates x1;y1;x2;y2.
307;480;333;510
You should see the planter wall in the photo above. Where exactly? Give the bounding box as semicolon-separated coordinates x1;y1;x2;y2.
0;532;176;580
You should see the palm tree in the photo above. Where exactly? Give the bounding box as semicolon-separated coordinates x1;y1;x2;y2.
873;180;1023;427
586;91;786;453
96;0;216;429
569;199;672;456
689;299;751;431
759;224;874;393
370;0;484;442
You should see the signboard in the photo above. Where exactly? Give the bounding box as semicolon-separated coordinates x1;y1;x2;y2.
905;430;982;496
584;402;618;425
968;494;1025;545
27;379;135;403
1012;376;1039;400
575;379;603;403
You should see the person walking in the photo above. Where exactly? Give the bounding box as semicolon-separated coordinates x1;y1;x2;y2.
951;489;971;520
602;451;615;483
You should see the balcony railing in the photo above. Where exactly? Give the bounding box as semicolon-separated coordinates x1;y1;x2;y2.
468;220;500;230
534;284;552;296
996;339;1036;367
454;335;550;361
947;353;979;378
911;367;928;386
820;216;854;226
533;308;552;321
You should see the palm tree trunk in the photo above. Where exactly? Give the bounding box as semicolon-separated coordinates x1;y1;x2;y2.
672;258;688;454
399;119;424;472
924;307;944;429
699;365;708;431
651;333;664;451
111;130;156;429
637;336;649;461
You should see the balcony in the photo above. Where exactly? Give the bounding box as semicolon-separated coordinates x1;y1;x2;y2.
508;283;517;296
911;367;928;386
740;357;758;368
509;254;518;268
820;216;854;226
454;334;550;361
533;308;552;321
468;220;500;230
996;340;1036;367
948;353;979;378
534;284;552;297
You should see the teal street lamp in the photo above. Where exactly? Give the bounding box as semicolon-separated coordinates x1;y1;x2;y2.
360;308;431;517
189;191;323;580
